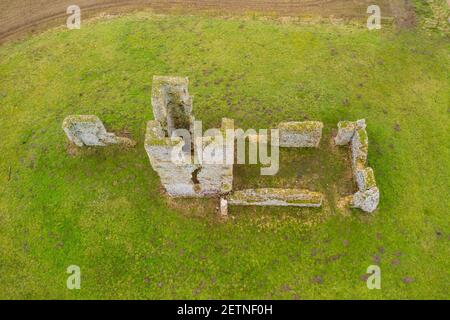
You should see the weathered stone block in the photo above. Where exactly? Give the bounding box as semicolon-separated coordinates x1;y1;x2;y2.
278;121;323;148
151;76;193;136
145;117;234;198
227;188;323;207
144;120;199;197
334;119;366;146
334;121;356;145
62;115;134;147
334;119;379;213
195;118;234;195
355;167;377;192
351;187;380;213
197;165;227;195
355;119;366;129
144;120;186;163
219;198;228;216
151;163;201;197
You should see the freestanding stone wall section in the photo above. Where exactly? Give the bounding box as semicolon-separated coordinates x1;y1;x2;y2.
227;188;324;207
151;76;194;137
62;115;134;147
145;76;380;214
278;121;323;148
195;118;234;196
334;119;379;213
145;76;234;198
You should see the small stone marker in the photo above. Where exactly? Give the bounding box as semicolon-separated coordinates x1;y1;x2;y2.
145;76;234;197
62;115;135;147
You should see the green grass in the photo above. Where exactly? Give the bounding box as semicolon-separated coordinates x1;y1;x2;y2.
0;12;449;299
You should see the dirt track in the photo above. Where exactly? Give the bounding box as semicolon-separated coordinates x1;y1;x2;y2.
0;0;416;43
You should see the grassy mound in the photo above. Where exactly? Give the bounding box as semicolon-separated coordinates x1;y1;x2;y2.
0;13;448;299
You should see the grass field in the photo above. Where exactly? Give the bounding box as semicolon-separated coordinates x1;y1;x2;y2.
0;11;449;299
0;0;415;42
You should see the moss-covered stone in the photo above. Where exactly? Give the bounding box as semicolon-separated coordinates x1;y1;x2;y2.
357;128;368;148
221;117;235;132
351;127;369;167
144;120;181;147
351;187;380;213
62;115;134;147
151;75;193;136
278;121;323;131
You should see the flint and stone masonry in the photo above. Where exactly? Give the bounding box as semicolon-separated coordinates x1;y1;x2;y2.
145;120;198;197
151;76;194;137
219;198;228;216
278;121;323;148
335;119;379;213
334;121;356;145
62;115;134;147
227;188;324;207
145;76;234;197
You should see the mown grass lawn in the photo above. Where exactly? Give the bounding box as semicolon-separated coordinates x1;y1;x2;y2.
0;12;448;299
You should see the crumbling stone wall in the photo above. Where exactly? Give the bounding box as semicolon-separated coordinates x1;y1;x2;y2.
335;119;379;213
195;118;234;195
334;121;356;145
222;188;323;216
145;120;199;197
62;76;381;217
145;76;234;197
278;121;323;148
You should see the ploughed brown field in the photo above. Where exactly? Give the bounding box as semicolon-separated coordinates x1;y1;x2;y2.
0;0;415;42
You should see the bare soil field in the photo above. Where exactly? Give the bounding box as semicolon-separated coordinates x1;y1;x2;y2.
0;0;416;43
